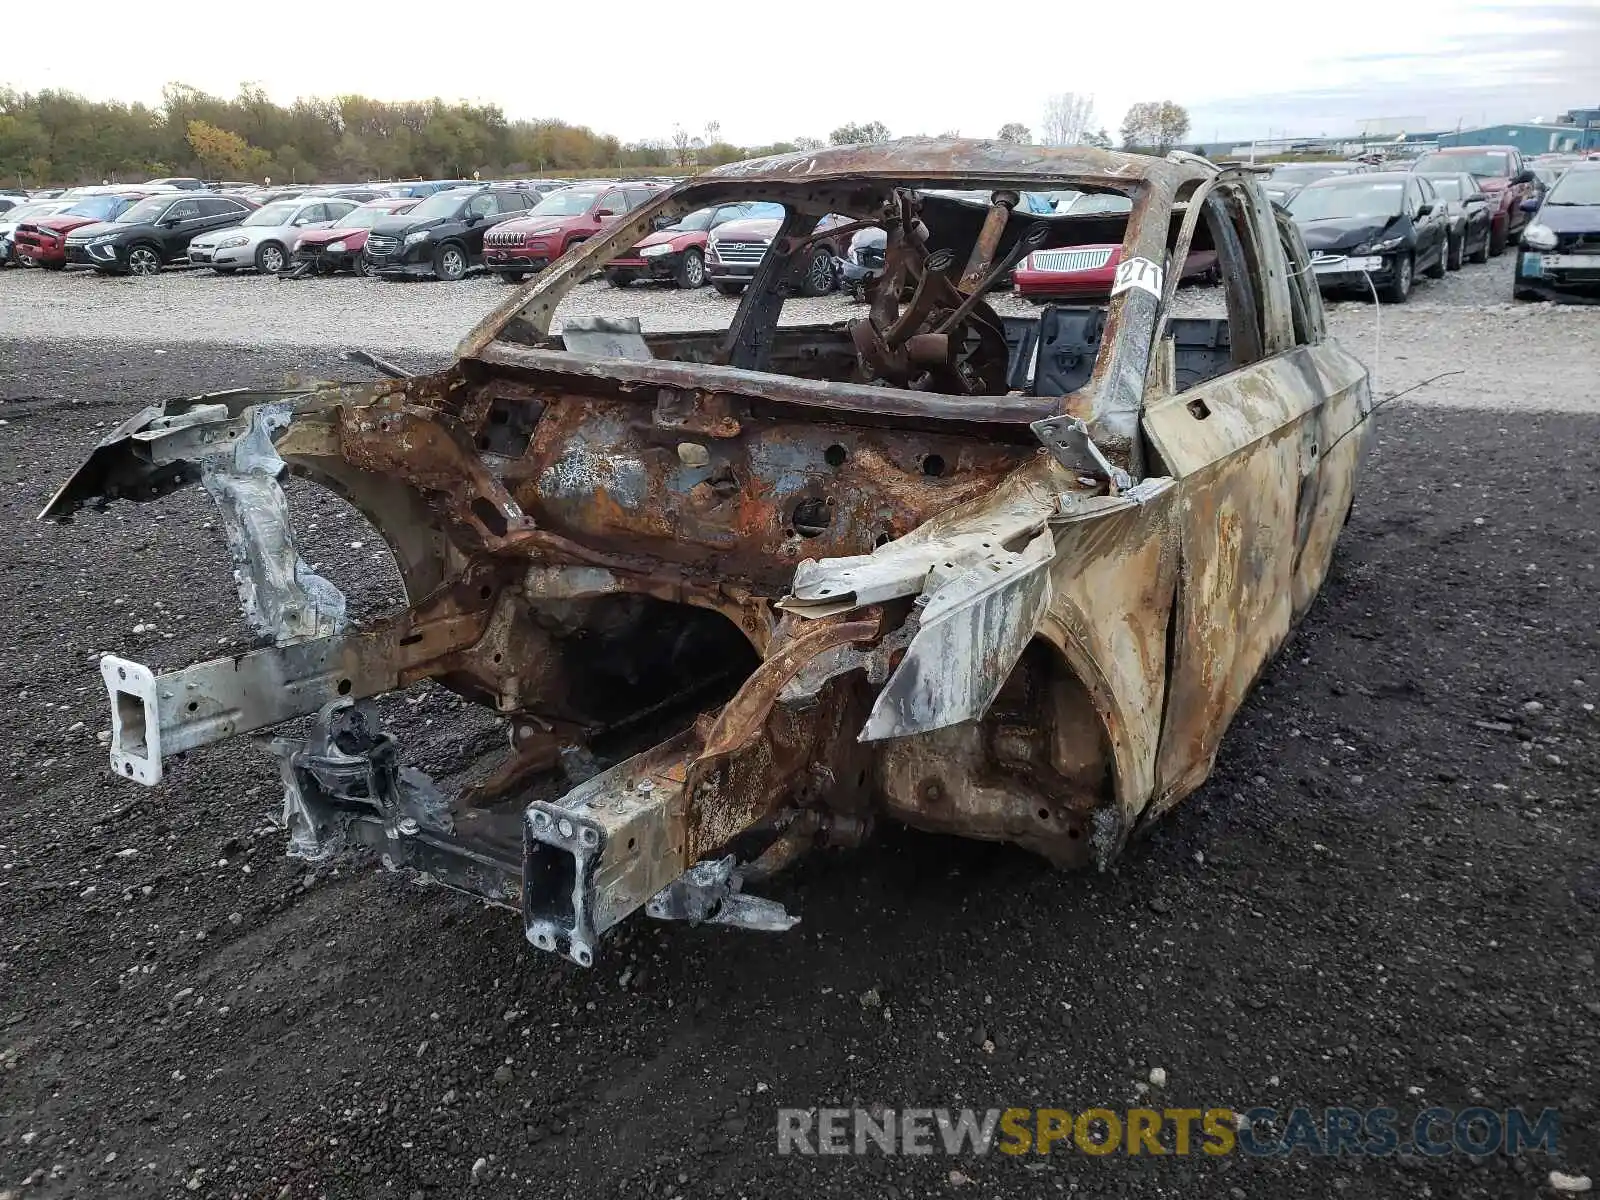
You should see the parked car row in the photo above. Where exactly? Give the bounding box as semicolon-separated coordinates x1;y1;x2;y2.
1409;145;1537;253
1;198;79;265
188;196;360;274
65;193;260;275
1;180;199;266
1288;172;1460;302
484;183;666;281
0;175;690;281
8;161;1594;305
604;202;781;290
1275;145;1592;303
10;188;169;268
1260;161;1369;206
289;196;419;275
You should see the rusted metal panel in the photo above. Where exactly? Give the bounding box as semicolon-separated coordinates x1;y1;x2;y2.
1143;341;1371;811
516;394;1024;583
1291;424;1370;621
1141;344;1368;476
474;339;1061;428
1151;439;1299;805
1037;483;1182;840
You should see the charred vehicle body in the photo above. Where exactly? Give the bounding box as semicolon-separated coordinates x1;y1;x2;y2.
46;141;1373;967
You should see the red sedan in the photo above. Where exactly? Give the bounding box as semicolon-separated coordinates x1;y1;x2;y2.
289;196;419;275
11;189;156;269
1013;242;1219;300
1014;192;1218;301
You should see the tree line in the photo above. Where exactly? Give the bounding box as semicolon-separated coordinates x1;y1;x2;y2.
0;84;833;188
0;82;1194;189
995;94;1192;154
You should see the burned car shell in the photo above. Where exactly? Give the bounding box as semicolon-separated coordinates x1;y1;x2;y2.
45;140;1372;968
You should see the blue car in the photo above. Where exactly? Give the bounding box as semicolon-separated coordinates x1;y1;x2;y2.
387;179;476;198
1515;161;1600;303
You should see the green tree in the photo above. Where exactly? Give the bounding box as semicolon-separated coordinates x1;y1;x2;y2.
697;141;748;167
1119;101;1190;152
829;121;890;145
997;122;1031;143
0;84;862;185
0;92;52;186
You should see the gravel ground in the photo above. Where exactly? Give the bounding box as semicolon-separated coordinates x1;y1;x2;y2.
2;253;1597;410
1;259;1599;1199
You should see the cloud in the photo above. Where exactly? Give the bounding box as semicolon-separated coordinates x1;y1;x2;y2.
4;0;1594;149
1187;0;1599;139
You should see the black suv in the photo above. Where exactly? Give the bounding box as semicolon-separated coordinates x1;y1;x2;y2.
362;186;539;281
65;194;257;275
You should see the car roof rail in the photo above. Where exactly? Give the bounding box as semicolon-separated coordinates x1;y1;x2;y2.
1166;150;1221;173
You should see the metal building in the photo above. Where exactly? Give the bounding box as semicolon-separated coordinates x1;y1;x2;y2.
1437;116;1598;155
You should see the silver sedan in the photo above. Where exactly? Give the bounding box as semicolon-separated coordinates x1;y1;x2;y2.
188;196;358;274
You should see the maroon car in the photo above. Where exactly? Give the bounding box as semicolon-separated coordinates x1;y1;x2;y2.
1012;192;1217;300
483;183;663;282
1014;243;1219;300
290;196;419;275
705;211;845;296
11;189;156;269
604;201;783;289
1411;146;1537;254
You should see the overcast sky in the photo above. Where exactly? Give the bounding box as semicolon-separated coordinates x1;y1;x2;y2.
6;0;1596;145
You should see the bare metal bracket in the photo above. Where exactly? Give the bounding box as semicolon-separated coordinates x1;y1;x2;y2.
43;395;346;647
783;508;1051;618
1054;476;1176;521
645;856;799;933
1029;415;1134;492
860;528;1055;741
275;700;519;909
561;316;653;361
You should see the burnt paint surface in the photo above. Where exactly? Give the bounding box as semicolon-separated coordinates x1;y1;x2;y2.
1143;341;1370;811
514;396;1027;584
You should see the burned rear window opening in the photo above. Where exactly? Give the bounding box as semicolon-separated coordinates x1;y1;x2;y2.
482;178;1165;414
44;140;1373;968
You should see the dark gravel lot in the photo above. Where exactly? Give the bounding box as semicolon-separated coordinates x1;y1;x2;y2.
1;337;1597;1199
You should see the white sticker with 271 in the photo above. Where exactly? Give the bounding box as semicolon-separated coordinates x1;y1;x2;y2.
1110;256;1164;298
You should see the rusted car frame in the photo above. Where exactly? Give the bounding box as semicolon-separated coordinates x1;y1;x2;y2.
44;140;1372;966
